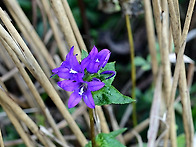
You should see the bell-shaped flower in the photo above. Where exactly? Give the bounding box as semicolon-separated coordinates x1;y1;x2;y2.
51;46;84;81
81;46;111;73
57;79;105;108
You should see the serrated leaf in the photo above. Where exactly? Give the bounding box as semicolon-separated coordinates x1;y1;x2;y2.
92;85;134;106
81;49;88;60
85;128;126;147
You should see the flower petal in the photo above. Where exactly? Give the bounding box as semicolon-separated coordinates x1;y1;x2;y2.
89;46;98;59
86;62;99;73
68;91;82;108
83;90;95;108
100;70;116;79
95;49;111;67
87;81;105;91
57;80;80;91
81;55;90;70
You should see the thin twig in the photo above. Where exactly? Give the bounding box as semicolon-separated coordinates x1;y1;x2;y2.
125;14;137;126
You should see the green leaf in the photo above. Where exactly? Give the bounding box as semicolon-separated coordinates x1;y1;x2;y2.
92;85;134;106
50;74;59;79
85;128;127;147
177;134;186;147
81;49;88;60
134;56;147;66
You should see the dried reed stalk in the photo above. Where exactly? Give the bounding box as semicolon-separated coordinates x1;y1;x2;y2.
0;89;50;146
41;0;68;59
124;118;149;144
50;0;81;60
0;128;4;147
166;0;195;146
4;0;56;69
152;0;162;45
3;2;52;77
105;105;125;144
147;69;162;147
143;0;158;81
61;0;87;51
95;106;110;133
0;37;67;145
0;12;87;146
0;104;35;147
0;45;37;108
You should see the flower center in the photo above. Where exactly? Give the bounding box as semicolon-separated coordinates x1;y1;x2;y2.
70;68;78;74
95;58;100;63
79;87;84;95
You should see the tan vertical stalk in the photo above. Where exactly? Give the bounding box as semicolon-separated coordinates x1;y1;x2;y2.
1;104;35;147
0;89;49;146
166;0;195;146
50;0;81;60
105;105;124;144
147;69;162;147
95;106;110;133
0;38;67;145
4;0;56;69
161;10;177;147
0;14;87;147
41;0;68;59
143;0;158;81
0;128;4;147
152;0;162;45
61;0;87;51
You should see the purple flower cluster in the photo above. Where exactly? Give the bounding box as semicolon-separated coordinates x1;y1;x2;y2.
52;46;115;109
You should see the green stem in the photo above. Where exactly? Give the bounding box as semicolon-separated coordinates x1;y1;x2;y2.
125;14;137;127
88;108;96;147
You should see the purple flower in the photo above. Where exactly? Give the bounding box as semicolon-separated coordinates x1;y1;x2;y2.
51;46;83;81
81;46;111;73
57;79;105;108
101;70;116;79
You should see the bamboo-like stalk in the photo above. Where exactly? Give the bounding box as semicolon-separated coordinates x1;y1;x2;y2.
0;37;67;145
147;68;162;147
50;0;81;60
106;105;125;144
95;106;110;133
0;128;4;147
124;118;149;144
3;3;52;77
0;104;35;147
4;0;56;69
0;45;37;108
41;0;68;59
152;0;162;46
161;9;176;147
143;0;158;81
0;12;87;146
0;89;50;146
61;0;87;51
166;0;195;146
